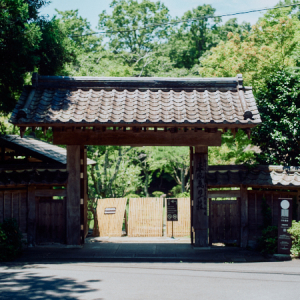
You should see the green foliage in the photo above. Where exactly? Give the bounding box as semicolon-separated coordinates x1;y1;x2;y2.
256;226;278;255
152;191;164;197
0;218;23;262
252;71;300;165
287;220;300;257
0;0;75;114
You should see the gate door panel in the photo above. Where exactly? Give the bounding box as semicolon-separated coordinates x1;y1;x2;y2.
209;198;241;244
36;197;65;244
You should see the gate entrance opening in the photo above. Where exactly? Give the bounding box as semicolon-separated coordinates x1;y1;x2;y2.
10;74;261;247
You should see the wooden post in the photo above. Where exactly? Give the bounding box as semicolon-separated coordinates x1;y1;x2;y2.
240;185;249;247
193;146;208;247
83;146;88;238
189;146;194;245
297;189;300;222
27;186;36;246
66;145;81;245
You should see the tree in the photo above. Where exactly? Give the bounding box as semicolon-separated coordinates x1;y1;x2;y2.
0;0;75;114
199;6;300;88
252;70;300;165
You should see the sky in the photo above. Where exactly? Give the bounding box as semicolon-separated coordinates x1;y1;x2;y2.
40;0;282;31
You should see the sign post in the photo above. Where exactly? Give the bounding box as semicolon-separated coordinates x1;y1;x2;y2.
278;198;293;255
167;199;178;238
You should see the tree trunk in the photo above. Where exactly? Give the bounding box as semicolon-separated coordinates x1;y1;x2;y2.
181;168;185;193
92;207;100;237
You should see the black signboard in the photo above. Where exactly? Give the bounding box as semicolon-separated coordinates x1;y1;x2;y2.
277;198;293;254
167;199;178;221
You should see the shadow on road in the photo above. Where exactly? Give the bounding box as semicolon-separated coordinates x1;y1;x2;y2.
0;270;100;299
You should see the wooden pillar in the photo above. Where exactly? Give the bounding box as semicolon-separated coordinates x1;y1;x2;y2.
190;146;194;245
240;185;249;247
297;189;300;222
193;146;208;247
66;145;81;245
83;146;88;239
27;186;36;246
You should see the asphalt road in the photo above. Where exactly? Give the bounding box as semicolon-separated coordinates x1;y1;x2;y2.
1;260;300;300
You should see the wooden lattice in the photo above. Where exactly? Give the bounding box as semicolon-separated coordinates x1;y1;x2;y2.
128;198;163;237
97;198;127;237
166;198;191;237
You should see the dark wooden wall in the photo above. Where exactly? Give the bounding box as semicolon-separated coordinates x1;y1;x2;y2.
0;189;27;233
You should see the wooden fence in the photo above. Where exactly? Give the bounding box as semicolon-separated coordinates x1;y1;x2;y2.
166;198;190;237
128;198;163;237
97;198;127;237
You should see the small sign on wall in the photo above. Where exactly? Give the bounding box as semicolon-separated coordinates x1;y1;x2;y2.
278;198;293;254
104;207;116;214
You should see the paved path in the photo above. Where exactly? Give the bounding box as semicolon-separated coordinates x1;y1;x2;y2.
16;237;272;263
1;260;300;299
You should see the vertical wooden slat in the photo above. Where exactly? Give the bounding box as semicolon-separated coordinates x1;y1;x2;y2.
97;198;127;237
12;191;19;224
27;186;36;246
166;198;190;237
83;146;88;238
0;191;3;223
193;146;208;247
128;198;163;237
240;186;248;247
209;198;212;245
4;192;12;220
19;190;27;233
66;145;81;245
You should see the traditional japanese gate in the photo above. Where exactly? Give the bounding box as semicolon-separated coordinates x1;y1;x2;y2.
10;73;261;247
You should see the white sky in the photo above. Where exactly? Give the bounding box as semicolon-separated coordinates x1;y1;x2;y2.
40;0;282;31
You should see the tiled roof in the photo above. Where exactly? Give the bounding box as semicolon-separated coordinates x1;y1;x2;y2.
0;135;95;165
10;74;261;126
0;169;68;186
208;165;300;187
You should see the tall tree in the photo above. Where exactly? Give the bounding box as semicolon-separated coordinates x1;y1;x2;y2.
252;71;300;165
0;0;75;114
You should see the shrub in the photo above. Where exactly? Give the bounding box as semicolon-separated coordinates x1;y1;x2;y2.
0;218;23;262
288;221;300;257
256;226;278;255
152;191;165;197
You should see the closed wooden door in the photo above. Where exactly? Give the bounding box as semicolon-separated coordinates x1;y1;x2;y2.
36;197;65;244
209;198;241;245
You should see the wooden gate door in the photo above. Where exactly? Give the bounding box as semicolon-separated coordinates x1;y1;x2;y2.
36;197;66;244
209;198;241;245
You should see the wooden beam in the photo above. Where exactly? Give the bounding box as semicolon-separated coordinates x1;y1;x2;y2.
66;145;81;245
35;189;67;197
208;190;241;198
27;186;36;246
240;185;248;248
190;146;194;245
53;129;222;146
297;189;300;222
193;146;208;247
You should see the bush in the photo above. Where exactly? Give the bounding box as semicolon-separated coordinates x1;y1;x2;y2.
152;191;165;197
288;221;300;257
256;226;278;255
0;218;23;262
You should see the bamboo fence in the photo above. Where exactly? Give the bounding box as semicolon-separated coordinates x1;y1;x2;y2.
97;198;127;237
166;198;190;237
128;198;163;237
